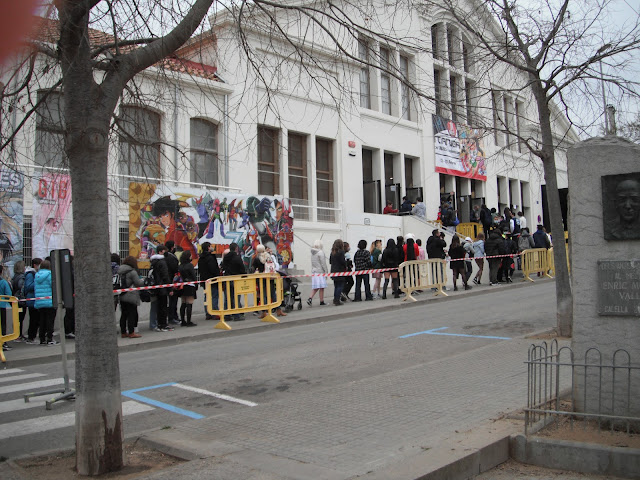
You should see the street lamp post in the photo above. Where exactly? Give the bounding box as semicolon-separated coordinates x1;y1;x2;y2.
597;43;612;135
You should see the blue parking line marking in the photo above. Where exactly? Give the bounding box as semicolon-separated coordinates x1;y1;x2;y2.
122;383;205;420
399;327;510;340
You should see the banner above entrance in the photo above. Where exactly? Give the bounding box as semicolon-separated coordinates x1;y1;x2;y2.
432;114;487;181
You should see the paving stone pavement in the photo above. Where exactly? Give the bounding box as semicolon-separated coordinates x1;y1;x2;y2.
144;336;560;479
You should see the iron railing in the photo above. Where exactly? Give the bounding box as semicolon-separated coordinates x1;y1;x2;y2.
525;340;640;435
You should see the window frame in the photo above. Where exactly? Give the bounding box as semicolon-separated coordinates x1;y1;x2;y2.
257;126;281;196
190;118;219;186
315;137;334;204
35;90;66;169
287;132;308;201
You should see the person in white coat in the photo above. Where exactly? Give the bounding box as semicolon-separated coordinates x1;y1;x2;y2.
307;240;328;306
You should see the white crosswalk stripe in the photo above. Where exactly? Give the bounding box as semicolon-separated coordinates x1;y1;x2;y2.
0;401;154;440
0;368;24;375
0;378;74;395
0;373;46;384
0;396;49;414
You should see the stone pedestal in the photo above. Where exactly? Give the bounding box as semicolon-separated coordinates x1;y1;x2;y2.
567;136;640;419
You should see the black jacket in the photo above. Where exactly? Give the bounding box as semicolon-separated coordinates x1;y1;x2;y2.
382;247;399;268
197;251;220;280
426;235;447;259
330;250;347;273
151;254;170;295
533;229;551;249
222;251;246;276
178;262;197;282
164;251;179;277
484;230;506;257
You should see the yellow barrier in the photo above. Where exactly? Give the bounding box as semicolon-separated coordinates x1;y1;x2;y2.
204;273;283;330
522;248;553;282
398;259;448;301
456;222;483;239
0;297;22;363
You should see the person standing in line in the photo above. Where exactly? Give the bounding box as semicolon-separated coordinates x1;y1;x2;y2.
178;250;198;327
34;259;58;345
198;241;220;320
517;211;527;231
382;239;400;299
416;239;426;260
462;236;474;283
399;196;413;214
484;227;506;286
480;204;492;234
11;260;27;342
150;244;174;332
449;235;472;291
0;266;13;351
426;229;447;260
353;239;373;301
533;224;551;249
341;242;354;302
329;239;347;306
24;258;42;344
111;253;121;311
221;242;247;321
164;240;181;325
308;240;328;306
118;255;144;338
472;232;486;285
370;239;383;298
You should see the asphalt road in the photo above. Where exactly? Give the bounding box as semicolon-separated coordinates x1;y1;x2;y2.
0;281;556;459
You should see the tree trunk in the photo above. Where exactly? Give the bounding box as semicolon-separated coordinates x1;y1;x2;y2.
531;82;573;337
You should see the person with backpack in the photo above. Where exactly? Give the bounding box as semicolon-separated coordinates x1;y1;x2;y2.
118;256;144;338
164;240;180;326
353;239;373;302
11;260;27;342
178;250;198;327
24;258;42;344
34;259;58;345
198;241;220;320
150;244;174;332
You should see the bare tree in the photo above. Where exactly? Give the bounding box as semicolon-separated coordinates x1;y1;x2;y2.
1;1;214;474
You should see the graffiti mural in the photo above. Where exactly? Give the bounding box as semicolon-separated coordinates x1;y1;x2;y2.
31;173;73;259
0;168;24;276
128;183;294;269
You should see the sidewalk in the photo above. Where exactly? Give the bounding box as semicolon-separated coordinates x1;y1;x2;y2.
2;275;548;368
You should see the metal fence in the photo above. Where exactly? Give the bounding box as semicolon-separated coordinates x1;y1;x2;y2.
525;340;640;435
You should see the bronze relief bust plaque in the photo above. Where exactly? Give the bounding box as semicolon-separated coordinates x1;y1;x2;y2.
602;173;640;241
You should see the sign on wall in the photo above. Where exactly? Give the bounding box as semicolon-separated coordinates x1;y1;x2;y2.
433;114;487;181
31;173;73;259
0;168;24;275
128;182;294;269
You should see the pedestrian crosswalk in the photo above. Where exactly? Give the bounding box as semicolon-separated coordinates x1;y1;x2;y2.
0;368;155;449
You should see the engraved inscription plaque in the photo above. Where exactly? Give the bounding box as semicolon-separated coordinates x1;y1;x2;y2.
597;260;640;316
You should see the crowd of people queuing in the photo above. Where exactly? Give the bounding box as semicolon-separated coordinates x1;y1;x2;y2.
0;206;553;349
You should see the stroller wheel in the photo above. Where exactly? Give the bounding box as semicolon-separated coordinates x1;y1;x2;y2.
297;302;302;310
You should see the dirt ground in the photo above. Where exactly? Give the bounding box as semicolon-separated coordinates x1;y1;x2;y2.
11;439;183;479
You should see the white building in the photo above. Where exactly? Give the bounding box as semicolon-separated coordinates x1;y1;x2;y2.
1;3;577;275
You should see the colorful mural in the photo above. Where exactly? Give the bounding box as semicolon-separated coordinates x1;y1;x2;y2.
0;168;24;276
31;173;73;259
128;183;294;269
433;114;487;181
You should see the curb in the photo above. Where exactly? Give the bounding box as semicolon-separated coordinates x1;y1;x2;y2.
3;277;553;368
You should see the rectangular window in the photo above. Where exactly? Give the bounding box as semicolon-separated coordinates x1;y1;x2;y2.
434;69;442;117
119;220;129;260
492;91;501;146
362;148;373;182
288;133;307;201
447;26;455;67
35;90;66;169
400;55;411;121
462;41;471;73
190;118;218;186
450;75;458;122
431;24;440;60
358;39;371;109
503;96;511;148
515;100;523;153
316;138;335;222
118;106;161;199
380;47;391;115
465;81;474;125
362;148;379;214
258;126;280;195
404;156;414;188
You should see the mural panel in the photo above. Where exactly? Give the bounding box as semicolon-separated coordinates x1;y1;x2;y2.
31;173;73;259
433;114;487;181
0;168;24;275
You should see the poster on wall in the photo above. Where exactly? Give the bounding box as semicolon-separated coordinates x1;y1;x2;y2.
32;173;73;259
128;182;294;270
0;168;24;275
433;114;487;181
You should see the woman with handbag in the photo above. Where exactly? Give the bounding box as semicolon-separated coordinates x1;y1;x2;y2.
178;250;198;327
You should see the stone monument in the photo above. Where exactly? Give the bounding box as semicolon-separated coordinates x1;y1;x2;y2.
567;135;640;421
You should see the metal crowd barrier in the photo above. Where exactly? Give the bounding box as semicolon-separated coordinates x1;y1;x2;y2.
398;259;448;301
0;297;21;363
522;248;554;282
456;222;483;239
204;272;283;330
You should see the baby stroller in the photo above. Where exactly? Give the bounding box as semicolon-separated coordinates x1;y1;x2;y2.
280;272;302;311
